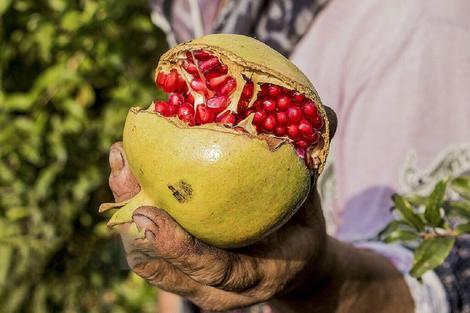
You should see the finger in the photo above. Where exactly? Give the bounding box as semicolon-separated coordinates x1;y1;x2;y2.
121;225;264;311
132;206;260;292
126;248;201;297
128;250;267;312
108;142;140;202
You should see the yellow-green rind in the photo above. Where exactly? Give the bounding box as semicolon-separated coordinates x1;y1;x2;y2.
156;34;330;175
115;107;311;248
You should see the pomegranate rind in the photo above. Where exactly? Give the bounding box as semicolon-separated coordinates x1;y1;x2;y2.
156;34;330;175
107;107;311;248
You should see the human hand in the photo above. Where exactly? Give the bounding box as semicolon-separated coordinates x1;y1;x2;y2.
106;107;413;313
108;142;328;312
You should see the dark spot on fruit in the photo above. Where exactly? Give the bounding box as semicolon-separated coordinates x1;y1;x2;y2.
168;185;186;202
167;181;193;203
180;181;193;196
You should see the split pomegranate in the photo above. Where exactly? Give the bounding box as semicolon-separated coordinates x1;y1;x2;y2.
100;34;332;248
153;49;324;159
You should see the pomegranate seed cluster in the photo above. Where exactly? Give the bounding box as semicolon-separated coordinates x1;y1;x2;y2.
154;49;323;158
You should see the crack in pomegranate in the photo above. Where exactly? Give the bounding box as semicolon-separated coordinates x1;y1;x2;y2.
154;49;324;159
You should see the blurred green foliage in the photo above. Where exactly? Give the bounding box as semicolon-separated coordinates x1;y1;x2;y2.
0;0;167;311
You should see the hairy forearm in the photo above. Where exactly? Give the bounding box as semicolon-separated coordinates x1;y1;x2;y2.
271;237;414;313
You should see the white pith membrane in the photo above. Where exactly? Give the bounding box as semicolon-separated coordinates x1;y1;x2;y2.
152;49;324;166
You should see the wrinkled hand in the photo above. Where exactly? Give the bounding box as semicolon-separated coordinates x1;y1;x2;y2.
108;142;327;312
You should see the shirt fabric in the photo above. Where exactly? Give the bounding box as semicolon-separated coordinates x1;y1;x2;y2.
150;0;470;312
291;1;470;312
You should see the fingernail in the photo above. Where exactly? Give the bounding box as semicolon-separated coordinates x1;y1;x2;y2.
109;148;125;173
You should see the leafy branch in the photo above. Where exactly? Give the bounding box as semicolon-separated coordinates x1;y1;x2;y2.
378;176;470;278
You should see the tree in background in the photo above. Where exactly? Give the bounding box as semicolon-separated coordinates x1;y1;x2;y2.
0;0;167;311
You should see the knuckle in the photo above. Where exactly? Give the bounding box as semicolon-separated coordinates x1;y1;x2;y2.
127;254;167;283
211;255;261;292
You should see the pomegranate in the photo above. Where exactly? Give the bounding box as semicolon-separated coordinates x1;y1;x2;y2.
99;34;331;248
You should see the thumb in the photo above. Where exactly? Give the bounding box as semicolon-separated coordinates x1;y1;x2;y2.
108;142;141;202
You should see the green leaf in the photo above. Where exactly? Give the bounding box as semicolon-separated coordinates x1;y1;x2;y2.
405;195;428;207
425;180;447;226
48;0;67;12
384;229;420;243
0;0;12;16
6;207;30;221
392;194;425;231
410;236;455;278
3;93;33;111
456;222;470;235
451;176;470;200
34;163;63;201
0;246;12;288
61;11;82;32
444;201;470;219
378;220;419;243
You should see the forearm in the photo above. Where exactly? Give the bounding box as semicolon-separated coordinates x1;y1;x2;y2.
271;237;414;313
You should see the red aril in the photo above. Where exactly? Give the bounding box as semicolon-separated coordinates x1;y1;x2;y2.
262;99;276;112
167;104;179;117
156;72;166;88
154;100;168;115
287;106;302;122
207;95;229;113
215;64;228;75
277;96;291;111
274;125;286;136
263;114;276;131
302;101;317;117
303;130;320;144
190;77;207;94
186;93;195;104
253;99;263;110
268;85;281;97
242;81;254;100
178;103;195;125
253;110;267;124
275;112;288;126
287;123;300;139
237;99;249;113
219;78;236;95
163;69;178;93
182;60;199;75
295;140;309;150
298;119;313;137
207;73;228;90
175;76;188;93
193;50;211;61
310;114;323;130
185;51;194;62
216;111;236;125
292;92;305;104
168;93;184;106
199;57;220;73
195;105;215;124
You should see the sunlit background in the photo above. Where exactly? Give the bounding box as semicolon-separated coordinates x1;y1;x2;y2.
0;1;168;311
